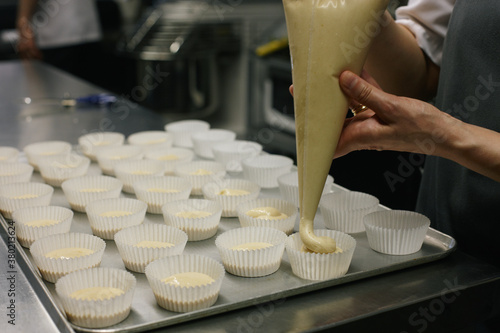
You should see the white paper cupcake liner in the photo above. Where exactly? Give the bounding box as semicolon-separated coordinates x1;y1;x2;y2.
133;176;192;214
0;147;19;163
114;159;166;193
278;172;334;207
127;131;174;153
215;226;287;277
12;205;73;248
114;224;188;273
55;267;136;328
242;155;294;188
202;179;260;217
61;176;123;213
212;140;263;173
174;161;226;195
165;120;210;148
319;191;380;233
23;141;72;171
0;162;33;185
363;210;430;255
237;198;297;235
0;182;53;219
38;153;91;187
145;148;195;175
78;132;125;161
285;230;356;281
30;232;106;283
86;198;147;240
145;254;225;312
192;129;237;159
95;145;143;176
162;199;222;241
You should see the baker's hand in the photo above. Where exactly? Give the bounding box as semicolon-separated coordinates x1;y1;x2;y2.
336;70;454;159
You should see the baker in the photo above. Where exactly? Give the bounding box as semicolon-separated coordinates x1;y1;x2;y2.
335;0;500;273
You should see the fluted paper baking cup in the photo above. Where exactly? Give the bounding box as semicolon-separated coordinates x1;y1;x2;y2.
0;147;19;163
38;153;90;187
145;254;225;312
0;162;33;185
145;147;194;175
363;210;430;255
61;176;123;213
162;199;222;241
30;232;106;283
212;140;263;173
215;226;287;277
165;120;210;148
319;191;379;233
133;176;192;214
0;182;53;219
12;205;73;248
174;161;226;195
78;132;125;161
127;130;174;153
242;155;293;188
114;224;188;273
237;198;297;235
55;267;136;328
114;159;165;193
278;172;334;207
192;129;236;159
24;140;72;171
95;145;143;176
202;179;260;217
86;198;147;240
285;230;356;281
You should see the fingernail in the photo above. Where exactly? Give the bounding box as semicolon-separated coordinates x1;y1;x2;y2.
340;71;357;90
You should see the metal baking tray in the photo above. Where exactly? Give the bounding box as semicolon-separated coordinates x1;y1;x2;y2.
0;163;456;333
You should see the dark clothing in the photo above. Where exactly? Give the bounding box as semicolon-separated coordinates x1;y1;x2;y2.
416;0;500;268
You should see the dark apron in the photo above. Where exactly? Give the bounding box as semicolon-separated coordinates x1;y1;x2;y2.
416;0;500;267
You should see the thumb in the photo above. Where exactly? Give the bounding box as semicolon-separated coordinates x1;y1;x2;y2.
339;71;389;117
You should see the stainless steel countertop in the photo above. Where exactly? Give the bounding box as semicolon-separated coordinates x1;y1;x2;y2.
1;60;500;333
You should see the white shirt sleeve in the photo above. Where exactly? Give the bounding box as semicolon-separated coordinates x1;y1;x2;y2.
395;0;456;66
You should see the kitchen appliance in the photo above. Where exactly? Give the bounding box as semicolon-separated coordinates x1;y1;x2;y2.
119;0;287;136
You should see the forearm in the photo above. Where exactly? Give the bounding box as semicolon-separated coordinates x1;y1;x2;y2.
435;116;500;182
17;0;38;36
365;11;439;100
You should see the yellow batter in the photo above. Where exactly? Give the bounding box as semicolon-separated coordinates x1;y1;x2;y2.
11;194;38;200
159;155;179;161
162;272;214;287
25;219;59;227
147;188;180;193
175;211;212;218
283;0;389;253
218;189;250;196
45;247;94;259
70;287;124;301
246;207;288;220
134;240;174;248
131;170;153;175
99;211;133;218
190;169;213;175
80;188;107;193
231;242;273;251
